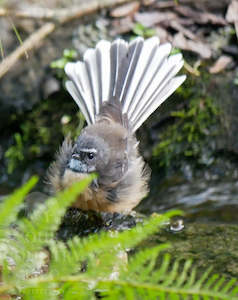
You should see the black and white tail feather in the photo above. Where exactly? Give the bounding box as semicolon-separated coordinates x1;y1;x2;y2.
65;37;186;132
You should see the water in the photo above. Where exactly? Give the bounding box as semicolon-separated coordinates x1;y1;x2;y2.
142;176;238;278
142;177;238;224
2;172;238;278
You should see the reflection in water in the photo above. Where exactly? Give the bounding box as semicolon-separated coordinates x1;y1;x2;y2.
169;218;185;232
144;178;238;223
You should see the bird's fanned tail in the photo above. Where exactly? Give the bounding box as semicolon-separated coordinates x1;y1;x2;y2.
65;37;186;132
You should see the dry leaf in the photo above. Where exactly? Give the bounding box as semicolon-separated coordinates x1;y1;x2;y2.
110;1;140;18
170;20;196;40
142;0;156;5
177;18;194;26
175;5;227;25
155;26;173;43
111;16;134;34
209;55;233;74
222;45;238;56
134;11;177;27
173;32;212;59
155;1;177;9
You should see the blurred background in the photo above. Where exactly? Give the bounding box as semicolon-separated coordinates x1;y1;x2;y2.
1;0;238;223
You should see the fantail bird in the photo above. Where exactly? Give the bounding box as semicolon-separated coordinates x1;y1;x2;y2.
48;37;186;213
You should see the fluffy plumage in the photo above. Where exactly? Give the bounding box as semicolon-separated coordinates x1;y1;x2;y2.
48;37;186;213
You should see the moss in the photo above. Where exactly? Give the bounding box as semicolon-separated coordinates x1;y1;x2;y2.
4;96;85;174
152;71;220;170
4;49;85;175
131;23;156;39
5;133;25;174
50;49;78;79
156;223;238;278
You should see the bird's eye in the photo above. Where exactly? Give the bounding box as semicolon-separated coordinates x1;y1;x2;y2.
87;152;95;160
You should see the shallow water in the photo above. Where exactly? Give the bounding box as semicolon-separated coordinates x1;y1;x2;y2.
2;173;238;278
140;176;238;278
141;177;238;224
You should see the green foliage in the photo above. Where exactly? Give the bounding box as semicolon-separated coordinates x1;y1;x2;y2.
0;176;38;239
51;49;77;79
0;175;95;288
5;133;25;173
132;23;156;39
170;47;182;56
0;178;237;299
61;112;85;138
10;20;25;53
5;103;85;174
153;75;219;169
4;48;83;175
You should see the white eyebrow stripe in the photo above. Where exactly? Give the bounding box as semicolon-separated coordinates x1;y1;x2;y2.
80;148;97;153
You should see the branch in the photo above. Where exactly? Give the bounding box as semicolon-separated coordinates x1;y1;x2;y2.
0;22;55;78
0;0;133;23
0;0;134;79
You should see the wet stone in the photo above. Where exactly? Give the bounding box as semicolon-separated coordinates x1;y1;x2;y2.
155;222;238;278
56;208;141;241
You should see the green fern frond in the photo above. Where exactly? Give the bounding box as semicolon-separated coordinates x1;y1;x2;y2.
19;173;95;249
125;244;170;282
22;282;59;300
49;211;181;278
0;178;237;300
0;176;38;239
26;221;238;300
1;175;95;288
98;252;238;299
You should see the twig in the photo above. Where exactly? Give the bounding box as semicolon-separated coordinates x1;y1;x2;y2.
0;0;134;79
0;38;4;60
0;0;133;23
0;22;55;78
9;18;29;59
184;60;200;76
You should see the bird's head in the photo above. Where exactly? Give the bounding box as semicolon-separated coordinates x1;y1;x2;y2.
67;132;110;175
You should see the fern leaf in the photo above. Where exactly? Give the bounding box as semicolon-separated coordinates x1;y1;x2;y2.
2;175;95;287
213;276;226;292
0;179;237;300
60;282;94;300
49;211;182;277
231;285;238;296
97;252;238;300
194;266;213;289
184;266;197;288
204;274;219;289
221;278;237;293
22;282;59;300
163;259;180;286
126;244;170;282
175;259;193;287
151;252;171;282
0;176;38;239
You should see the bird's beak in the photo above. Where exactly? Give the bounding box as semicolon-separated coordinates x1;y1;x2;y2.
68;158;88;173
